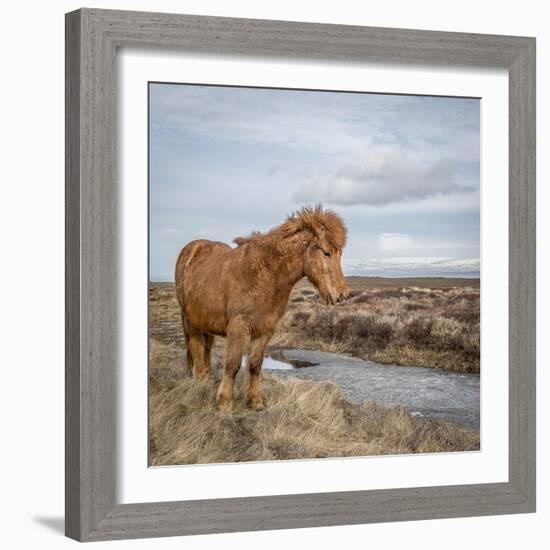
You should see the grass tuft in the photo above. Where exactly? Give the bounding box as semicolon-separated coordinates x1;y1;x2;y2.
149;339;480;465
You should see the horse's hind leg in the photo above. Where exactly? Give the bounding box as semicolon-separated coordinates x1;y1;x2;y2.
186;323;209;379
180;312;193;376
216;315;250;412
246;333;271;410
204;334;215;377
184;332;193;377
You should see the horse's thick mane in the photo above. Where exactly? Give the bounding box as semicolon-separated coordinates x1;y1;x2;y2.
234;205;347;250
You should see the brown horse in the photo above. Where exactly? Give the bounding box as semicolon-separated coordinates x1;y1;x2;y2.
175;205;349;412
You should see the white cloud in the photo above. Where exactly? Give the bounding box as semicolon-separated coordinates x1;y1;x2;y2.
379;233;414;251
293;150;475;206
150;85;480;163
150;84;374;156
149;84;481;279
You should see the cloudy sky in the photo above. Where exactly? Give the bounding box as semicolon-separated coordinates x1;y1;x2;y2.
149;83;480;280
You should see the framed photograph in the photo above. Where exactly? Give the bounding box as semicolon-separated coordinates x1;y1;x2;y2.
65;8;536;542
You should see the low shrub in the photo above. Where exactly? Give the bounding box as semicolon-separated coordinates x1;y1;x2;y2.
372;288;403;299
404;302;429;311
351;292;371;304
443;305;480;324
293;311;311;324
405;317;434;342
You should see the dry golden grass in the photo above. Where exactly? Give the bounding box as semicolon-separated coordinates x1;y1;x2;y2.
149;339;479;465
274;280;480;373
149;277;480;374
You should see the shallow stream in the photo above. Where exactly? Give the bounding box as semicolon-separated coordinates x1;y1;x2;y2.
261;348;480;428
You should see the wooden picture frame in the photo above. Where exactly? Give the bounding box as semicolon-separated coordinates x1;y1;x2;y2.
65;8;536;542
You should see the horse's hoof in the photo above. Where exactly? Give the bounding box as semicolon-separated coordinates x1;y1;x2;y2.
246;399;265;411
217;400;233;414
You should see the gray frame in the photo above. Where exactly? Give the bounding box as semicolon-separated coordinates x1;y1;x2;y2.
65;8;536;542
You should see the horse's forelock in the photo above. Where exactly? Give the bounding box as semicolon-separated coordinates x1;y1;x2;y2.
292;205;347;250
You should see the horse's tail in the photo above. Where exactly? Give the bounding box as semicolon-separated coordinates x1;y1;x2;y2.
175;242;206;377
174;246;187;304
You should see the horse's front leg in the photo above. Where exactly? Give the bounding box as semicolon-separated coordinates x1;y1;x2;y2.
246;333;272;410
216;315;250;412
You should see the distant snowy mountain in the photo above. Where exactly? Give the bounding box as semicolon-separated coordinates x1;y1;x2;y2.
343;257;480;278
